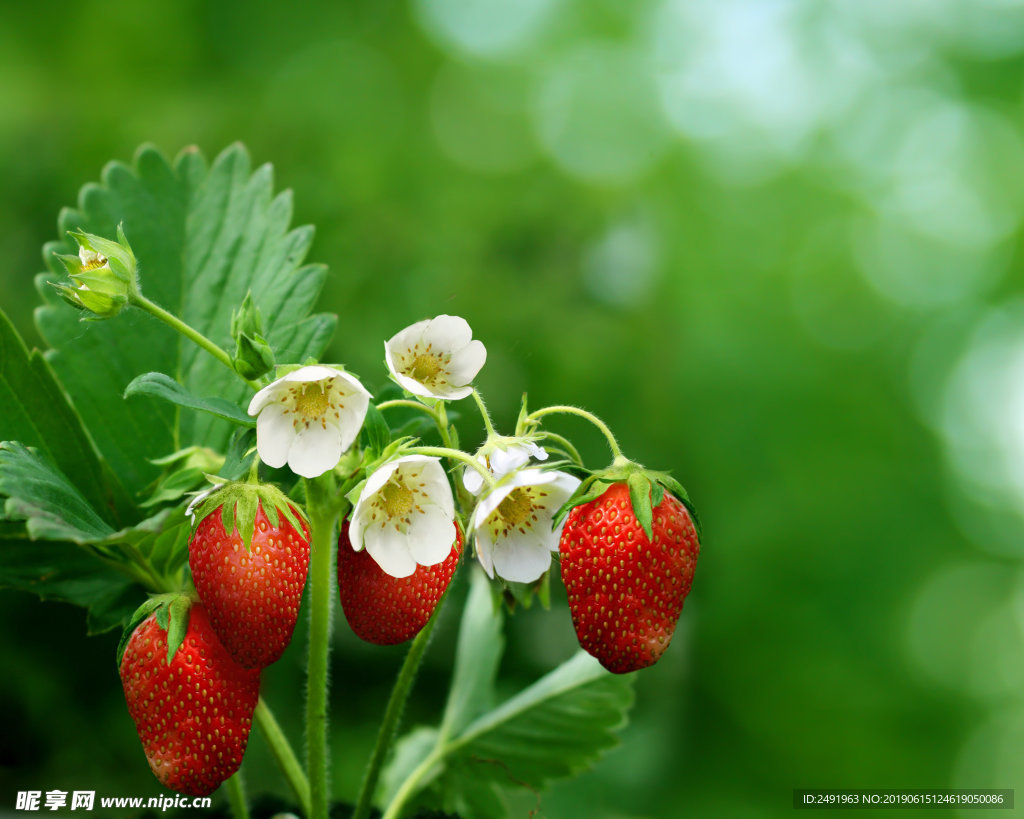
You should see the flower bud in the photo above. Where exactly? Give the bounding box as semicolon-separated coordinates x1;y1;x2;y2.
53;224;137;320
231;291;275;379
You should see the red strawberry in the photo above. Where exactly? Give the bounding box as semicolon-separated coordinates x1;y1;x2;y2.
559;482;700;674
118;600;260;796
337;520;463;645
189;485;310;669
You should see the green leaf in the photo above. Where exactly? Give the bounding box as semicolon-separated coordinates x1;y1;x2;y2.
446;652;635;788
36;144;336;502
0;442;116;543
362;402;392;457
125;372;255;427
0;538;137;636
0;306;131;526
440;567;505;739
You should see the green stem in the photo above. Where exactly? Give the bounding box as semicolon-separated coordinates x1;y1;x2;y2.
224;772;250;819
304;475;339;819
130;293;261;391
537;431;584;467
351;591;449;819
255;698;312;818
381;746;445;819
435;402;454;449
470;389;496;437
409;446;494;489
528;405;623;460
375;399;441;424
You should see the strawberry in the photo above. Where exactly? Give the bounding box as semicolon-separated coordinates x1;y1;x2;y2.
337;519;463;645
188;482;310;669
118;598;260;796
559;480;700;674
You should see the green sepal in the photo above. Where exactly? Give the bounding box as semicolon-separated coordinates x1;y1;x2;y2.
344;478;368;510
115;592;190;668
165;594;192;664
231;291;275;380
627;473;655;542
191;479;309;552
552;475;608;529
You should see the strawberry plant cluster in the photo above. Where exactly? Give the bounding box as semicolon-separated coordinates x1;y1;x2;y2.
0;145;702;819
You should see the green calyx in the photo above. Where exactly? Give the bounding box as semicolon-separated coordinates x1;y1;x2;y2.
231;290;275;379
554;457;702;543
116;593;193;668
52;224;138;319
190;479;308;552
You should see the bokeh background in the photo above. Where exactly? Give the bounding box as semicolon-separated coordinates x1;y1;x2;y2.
2;0;1023;816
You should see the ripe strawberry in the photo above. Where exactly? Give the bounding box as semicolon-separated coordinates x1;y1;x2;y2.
559;481;700;674
118;600;260;796
337;519;463;645
189;483;310;669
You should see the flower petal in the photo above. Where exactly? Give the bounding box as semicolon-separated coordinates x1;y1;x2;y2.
407;505;456;566
420;314;473;351
491;535;553;583
386;318;432;355
446;339;487;386
390;370;435;399
255;404;292;468
364;526;419;578
248;381;286;416
281;364;347;384
474;527;497;579
287;420;344;478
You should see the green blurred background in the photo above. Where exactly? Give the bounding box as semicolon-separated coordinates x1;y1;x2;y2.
2;0;1023;816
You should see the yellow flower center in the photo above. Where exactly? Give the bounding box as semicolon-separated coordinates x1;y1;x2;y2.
294;382;330;419
497;488;535;528
81;254;108;272
381;481;414;519
410;353;443;382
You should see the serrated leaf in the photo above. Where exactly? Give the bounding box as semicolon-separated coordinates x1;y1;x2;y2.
1;538;136;635
36;144;336;502
446;652;634;788
0;442;116;543
0;307;131;525
125;372;255;427
440;567;505;739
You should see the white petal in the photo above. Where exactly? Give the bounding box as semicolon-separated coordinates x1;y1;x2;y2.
491;536;553;583
256;405;293;468
386;318;432;354
331;370;373;399
524;443;549;462
334;391;370;452
287;421;344;478
364;526;419;578
473;527;496;578
421;314;473;352
248;381;287;416
428;382;473;400
407;506;456;566
489;445;530;476
390;370;435;399
446;339;486;385
472;481;516;528
463;458;486;495
363;459;403;498
281;364;346;384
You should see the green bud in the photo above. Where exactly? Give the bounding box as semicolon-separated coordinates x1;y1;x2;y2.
51;223;138;319
231;291;275;379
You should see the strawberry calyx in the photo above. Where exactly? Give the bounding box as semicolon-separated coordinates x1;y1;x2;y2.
188;479;308;553
554;457;702;542
116;593;194;668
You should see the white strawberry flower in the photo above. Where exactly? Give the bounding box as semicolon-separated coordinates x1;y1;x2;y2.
463;440;549;496
349;455;456;578
247;365;371;479
385;314;486;400
470;468;581;584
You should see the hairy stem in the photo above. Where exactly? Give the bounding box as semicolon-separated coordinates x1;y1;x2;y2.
381;746;444;819
351;591;449;819
130;293;261;390
254;698;312;818
224;772;250;819
375;399;441;425
528;405;623;460
409;445;494;489
305;475;339;819
470;389;496;437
